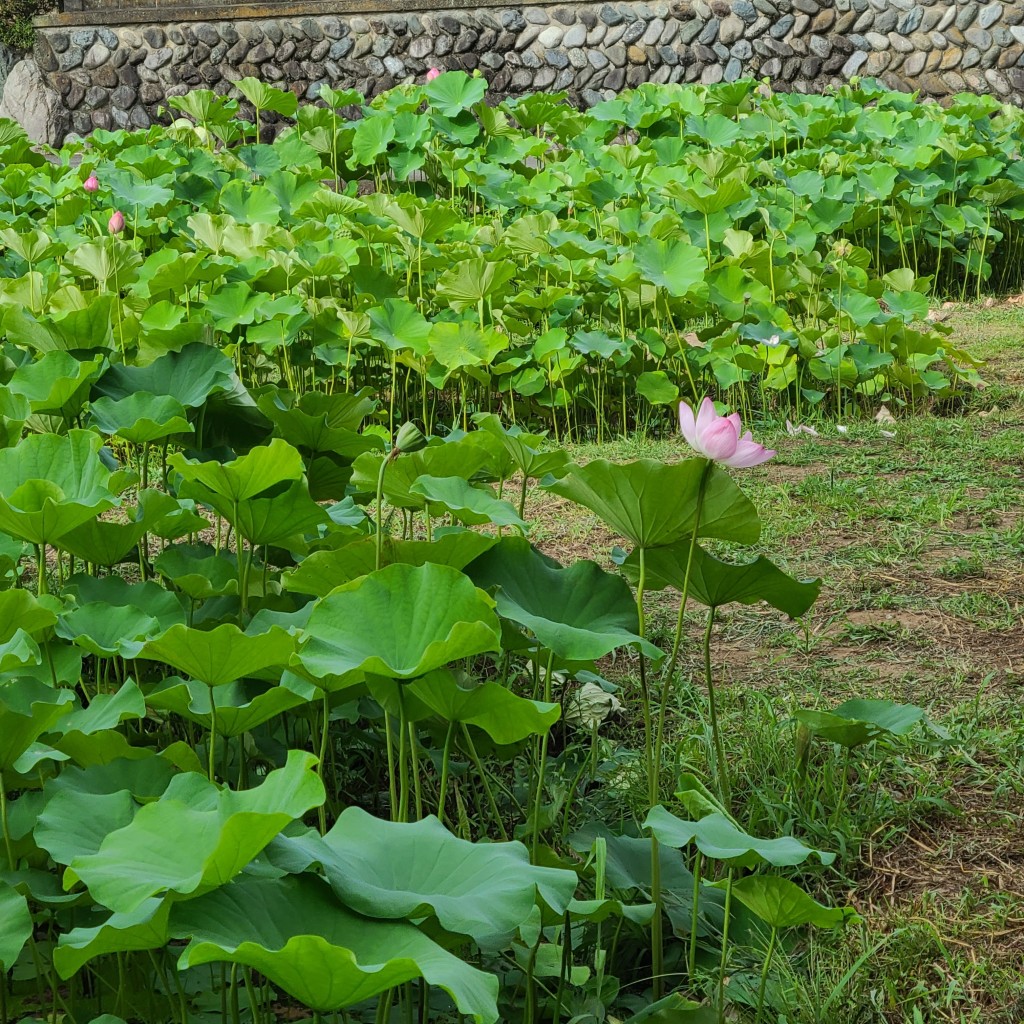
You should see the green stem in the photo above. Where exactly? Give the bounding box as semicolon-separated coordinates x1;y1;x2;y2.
717;867;734;1024
460;724;507;840
0;785;14;870
531;650;555;859
688;850;702;978
375;456;390;571
704;608;730;811
437;721;455;824
397;686;410;823
658;460;712;771
754;925;778;1024
207;686;218;783
317;690;331;833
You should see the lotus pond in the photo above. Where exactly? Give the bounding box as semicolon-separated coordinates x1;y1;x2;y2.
0;75;1022;1024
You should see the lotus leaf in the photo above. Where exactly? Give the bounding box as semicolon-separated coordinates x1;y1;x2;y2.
172;874;499;1020
544;459;760;548
466;537;659;661
297;562;500;683
644;807;834;868
65;751;324;912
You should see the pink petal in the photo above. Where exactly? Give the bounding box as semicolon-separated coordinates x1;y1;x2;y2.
700;418;740;461
722;435;775;468
726;412;742;434
694;397;719;443
678;401;698;449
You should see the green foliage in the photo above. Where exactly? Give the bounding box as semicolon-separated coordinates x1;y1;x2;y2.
0;0;49;51
0;73;978;1024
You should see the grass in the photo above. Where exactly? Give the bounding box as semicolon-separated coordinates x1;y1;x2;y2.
529;303;1024;1022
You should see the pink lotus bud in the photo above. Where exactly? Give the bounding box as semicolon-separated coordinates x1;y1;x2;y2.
83;174;99;193
678;397;775;469
108;211;125;235
426;67;442;81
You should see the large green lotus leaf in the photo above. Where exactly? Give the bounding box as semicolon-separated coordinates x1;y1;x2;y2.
367;299;431;355
57;577;186;658
0;631;41;674
473;414;570;482
410;476;528;532
55;490;201;565
221;479;330;548
0;678;76;770
7;351;105;417
794;699;927;748
169;439;303;504
52;681;145;738
50;728;152;768
544;459;759;548
425;70;487;118
563;897;655;926
54;897;172;979
66;751;324;912
466;537;660;662
617;543;820;617
635;238;705;297
0;883;32;970
138;622;295;687
275;807;577;945
236;77;298;116
257;389;383;457
284;532;497;598
644;807;834;869
0;429;120;545
298;562;500;683
0;589;58;643
372;670;559;744
171;874;499;1020
92;343;235;409
89;392;194;444
33;751;177;863
153;543;241;599
350;445;490;510
36;791;137;867
709;874;857;930
621;994;716;1024
145;676;313;738
428;321;510;373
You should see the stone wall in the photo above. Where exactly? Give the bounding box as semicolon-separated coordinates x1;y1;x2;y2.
5;0;1024;143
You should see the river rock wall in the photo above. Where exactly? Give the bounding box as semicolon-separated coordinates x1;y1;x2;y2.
4;0;1024;143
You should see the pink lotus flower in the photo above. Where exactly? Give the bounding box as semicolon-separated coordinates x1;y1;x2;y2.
679;398;775;469
426;67;442;81
108;211;125;235
83;174;99;193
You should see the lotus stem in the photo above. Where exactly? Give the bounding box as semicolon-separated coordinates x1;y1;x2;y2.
207;685;218;783
530;650;555;859
659;460;712;757
688;850;702;978
754;925;778;1024
375;456;390;572
437;721;455;824
717;867;735;1024
704;608;730;812
318;690;331;833
0;785;15;870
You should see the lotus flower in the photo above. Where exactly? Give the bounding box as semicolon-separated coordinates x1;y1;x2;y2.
426;67;442;81
83;174;99;193
108;211;125;234
679;398;775;469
